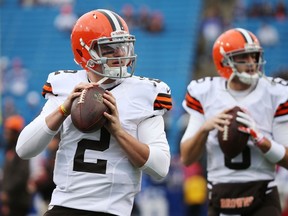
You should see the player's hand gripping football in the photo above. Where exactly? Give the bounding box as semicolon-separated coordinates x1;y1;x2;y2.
102;90;123;136
62;82;97;115
202;108;232;132
236;110;265;145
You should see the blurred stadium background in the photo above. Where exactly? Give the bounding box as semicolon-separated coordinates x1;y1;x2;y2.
1;0;288;215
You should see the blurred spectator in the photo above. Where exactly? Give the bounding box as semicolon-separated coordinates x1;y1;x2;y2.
25;91;43;123
121;4;138;30
54;4;78;34
0;115;33;216
30;135;58;215
145;11;165;33
257;22;279;47
183;162;207;216
233;0;247;21
3;57;29;96
200;7;224;57
138;5;150;30
262;1;275;17
275;0;287;21
248;1;274;17
0;56;9;94
19;0;37;7
37;0;74;7
2;97;17;124
138;186;169;216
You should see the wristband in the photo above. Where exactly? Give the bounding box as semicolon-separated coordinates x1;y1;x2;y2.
59;104;69;117
264;140;286;164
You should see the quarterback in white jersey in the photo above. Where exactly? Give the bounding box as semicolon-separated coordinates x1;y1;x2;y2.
180;28;288;216
16;9;172;216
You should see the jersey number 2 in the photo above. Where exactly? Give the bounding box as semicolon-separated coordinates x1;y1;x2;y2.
73;128;110;174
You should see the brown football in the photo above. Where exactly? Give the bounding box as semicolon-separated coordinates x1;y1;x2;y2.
71;86;110;133
217;106;250;159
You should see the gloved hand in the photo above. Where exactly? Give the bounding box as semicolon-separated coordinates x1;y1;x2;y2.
236;110;265;145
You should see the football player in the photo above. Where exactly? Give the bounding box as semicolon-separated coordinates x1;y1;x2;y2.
16;9;172;216
180;28;288;216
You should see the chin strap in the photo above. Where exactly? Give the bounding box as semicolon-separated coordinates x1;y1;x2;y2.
103;64;128;78
96;77;109;84
234;71;260;85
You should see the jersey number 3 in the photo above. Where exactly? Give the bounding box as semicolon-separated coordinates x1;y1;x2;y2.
73;128;110;174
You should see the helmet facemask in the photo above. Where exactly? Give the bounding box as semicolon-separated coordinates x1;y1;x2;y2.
85;32;137;79
220;46;266;85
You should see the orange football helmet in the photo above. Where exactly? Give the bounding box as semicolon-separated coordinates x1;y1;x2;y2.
212;28;265;84
71;9;137;78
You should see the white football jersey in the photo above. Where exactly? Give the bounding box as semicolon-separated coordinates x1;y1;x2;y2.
183;77;288;184
41;70;172;215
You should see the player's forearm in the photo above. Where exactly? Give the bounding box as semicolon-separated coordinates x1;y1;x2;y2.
45;105;68;131
114;129;150;167
114;126;170;180
180;127;208;166
278;148;288;169
140;145;170;180
133;115;171;179
256;137;288;169
16;116;58;159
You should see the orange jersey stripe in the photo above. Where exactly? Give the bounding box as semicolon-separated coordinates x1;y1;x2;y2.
275;100;288;117
185;92;204;114
154;93;172;110
42;82;55;97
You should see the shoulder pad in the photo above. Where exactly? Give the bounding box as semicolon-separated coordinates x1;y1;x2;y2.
42;70;86;98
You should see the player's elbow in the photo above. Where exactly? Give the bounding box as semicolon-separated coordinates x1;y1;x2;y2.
16;144;32;160
140;147;170;180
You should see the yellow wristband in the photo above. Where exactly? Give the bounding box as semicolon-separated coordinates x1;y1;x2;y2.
59;104;69;116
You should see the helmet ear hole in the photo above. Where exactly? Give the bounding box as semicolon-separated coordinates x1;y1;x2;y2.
76;49;83;57
221;58;229;67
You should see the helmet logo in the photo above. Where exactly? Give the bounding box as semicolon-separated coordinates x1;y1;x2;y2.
111;30;128;37
244;43;260;52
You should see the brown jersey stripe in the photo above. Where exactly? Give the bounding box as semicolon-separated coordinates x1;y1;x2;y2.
185;92;204;114
154;93;172;110
154;103;172;110
275;100;288;117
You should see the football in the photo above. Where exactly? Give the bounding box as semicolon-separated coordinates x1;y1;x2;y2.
217;106;249;159
71;86;110;133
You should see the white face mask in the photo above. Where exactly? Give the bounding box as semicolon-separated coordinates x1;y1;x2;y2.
234;71;260;85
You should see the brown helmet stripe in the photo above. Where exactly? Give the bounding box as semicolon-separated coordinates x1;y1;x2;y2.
236;28;254;44
98;9;124;31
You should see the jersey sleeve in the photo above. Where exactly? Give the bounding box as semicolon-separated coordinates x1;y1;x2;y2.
182;77;214;115
41;70;87;99
138;115;170;180
128;76;172;119
271;78;288;123
152;80;172;113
